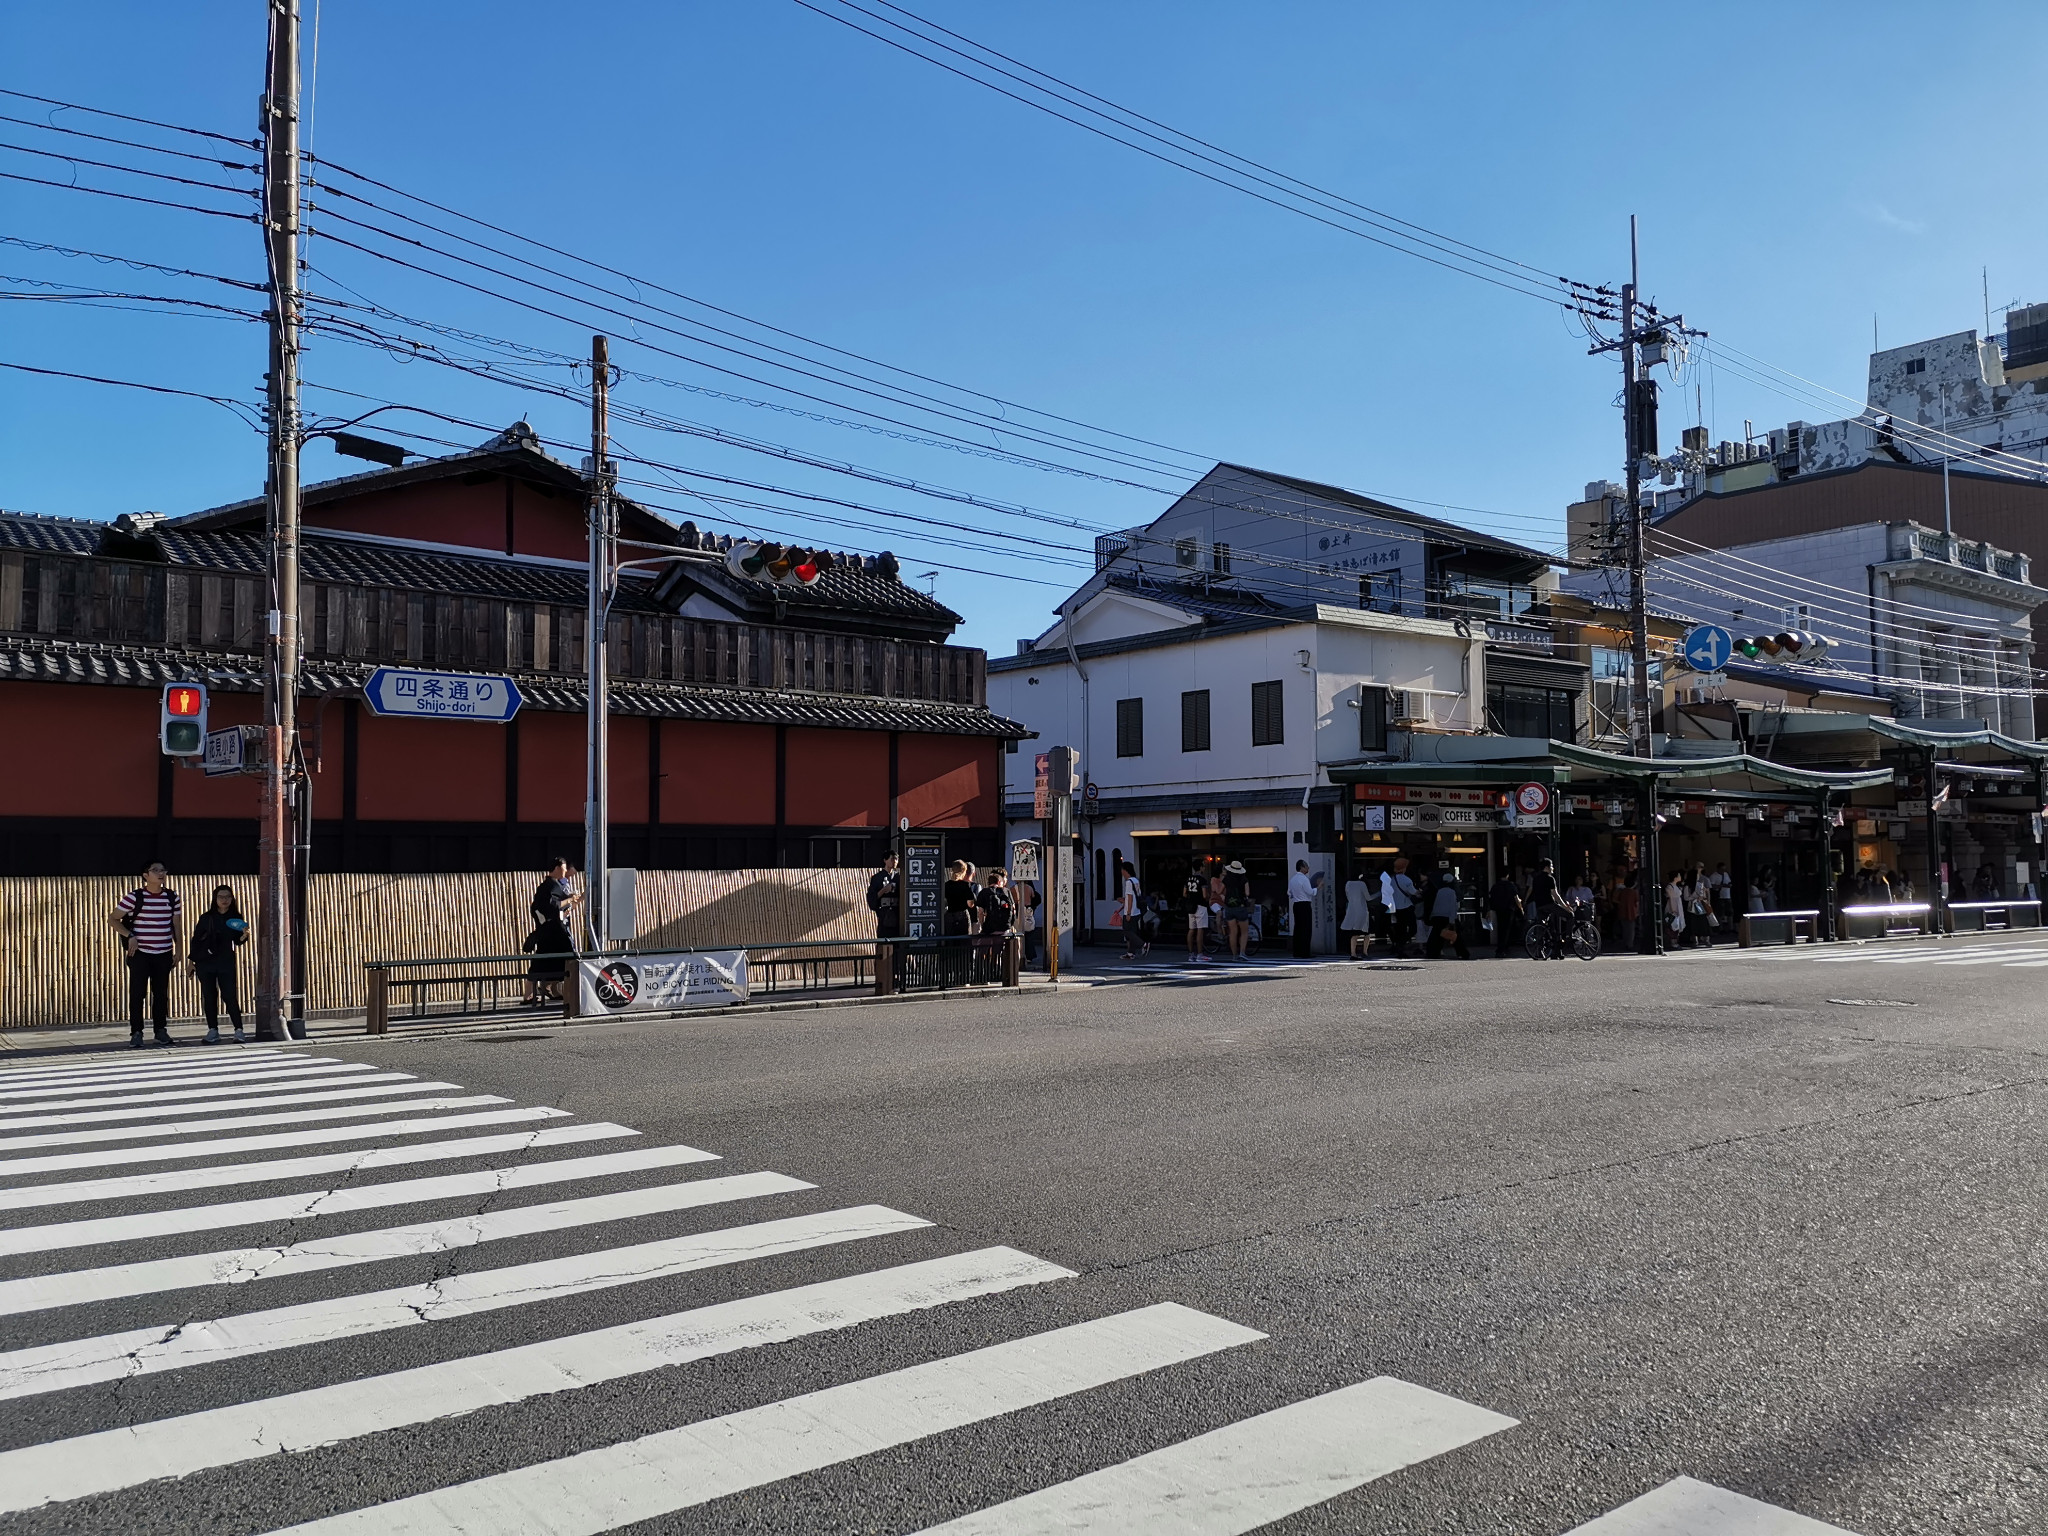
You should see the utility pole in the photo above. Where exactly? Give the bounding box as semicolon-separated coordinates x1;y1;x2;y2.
257;0;304;1041
584;335;615;950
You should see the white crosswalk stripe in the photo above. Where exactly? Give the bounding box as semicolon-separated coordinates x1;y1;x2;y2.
269;1304;1266;1536
0;1168;813;1315
0;1203;930;1400
0;1048;295;1087
0;1103;568;1177
0;1058;383;1102
0;1120;637;1211
1790;941;2048;971
0;1072;428;1125
910;1377;1516;1534
0;1091;505;1151
0;1246;1074;1513
1563;1475;1863;1533
0;1056;1854;1533
0;1141;719;1257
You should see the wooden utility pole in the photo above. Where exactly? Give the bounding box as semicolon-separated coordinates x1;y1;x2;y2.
257;0;304;1040
584;335;614;950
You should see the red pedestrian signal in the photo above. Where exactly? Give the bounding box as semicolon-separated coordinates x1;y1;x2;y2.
161;683;208;756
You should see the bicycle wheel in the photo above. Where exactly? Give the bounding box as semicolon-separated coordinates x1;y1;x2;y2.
1571;919;1601;961
1523;920;1554;961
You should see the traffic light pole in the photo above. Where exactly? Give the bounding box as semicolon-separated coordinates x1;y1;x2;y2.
584;335;615;951
257;0;304;1040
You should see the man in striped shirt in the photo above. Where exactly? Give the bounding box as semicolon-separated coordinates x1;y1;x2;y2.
108;862;184;1047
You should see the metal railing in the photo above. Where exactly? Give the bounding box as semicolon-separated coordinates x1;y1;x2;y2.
1835;902;1933;941
1947;899;2042;932
1737;909;1823;946
365;933;1021;1033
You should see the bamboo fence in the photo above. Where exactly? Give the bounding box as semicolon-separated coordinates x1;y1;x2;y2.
4;868;874;1030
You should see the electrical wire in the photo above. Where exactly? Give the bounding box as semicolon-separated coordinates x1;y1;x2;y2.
0;359;262;429
0;166;256;221
0;86;252;148
0;111;259;173
0;137;257;202
0;234;264;290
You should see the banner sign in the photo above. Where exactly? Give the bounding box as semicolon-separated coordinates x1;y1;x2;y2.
576;949;748;1015
1351;784;1501;806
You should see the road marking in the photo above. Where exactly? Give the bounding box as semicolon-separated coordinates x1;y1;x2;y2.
269;1303;1263;1536
0;1141;720;1257
0;1049;295;1086
0;1246;1074;1513
0;1060;382;1103
0;1071;422;1121
0;1121;634;1211
0;1054;345;1092
0;1104;569;1178
2001;959;2048;967
1564;1475;1862;1533
0;1168;813;1315
0;1203;930;1400
0;1092;506;1151
911;1376;1516;1534
1930;950;2048;965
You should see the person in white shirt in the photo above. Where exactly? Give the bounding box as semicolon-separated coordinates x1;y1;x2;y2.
1340;874;1372;954
1287;860;1317;958
1119;862;1147;959
1386;857;1420;955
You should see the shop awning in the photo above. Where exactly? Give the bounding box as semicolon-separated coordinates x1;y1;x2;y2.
1543;740;1894;792
1865;718;2048;759
1323;761;1570;787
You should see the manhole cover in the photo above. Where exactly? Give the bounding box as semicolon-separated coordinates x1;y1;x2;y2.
1356;964;1422;972
1826;998;1919;1008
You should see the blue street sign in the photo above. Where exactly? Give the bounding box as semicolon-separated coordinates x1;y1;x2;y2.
363;667;523;722
1683;624;1734;673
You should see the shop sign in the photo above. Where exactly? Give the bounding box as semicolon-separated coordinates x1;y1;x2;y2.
1484;619;1550;649
1181;809;1212;830
1972;811;2020;827
1682;799;1707;815
1896;799;1927;816
1033;753;1051;818
1389;805;1501;829
1355;803;1388;832
1353;784;1408;803
1770;820;1790;836
1854;819;1878;838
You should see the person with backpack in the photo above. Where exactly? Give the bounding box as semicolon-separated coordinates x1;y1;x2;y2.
108;861;184;1048
187;884;250;1044
1119;860;1148;959
866;852;901;939
523;857;580;1005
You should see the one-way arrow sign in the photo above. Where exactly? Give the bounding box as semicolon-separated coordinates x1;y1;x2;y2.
363;667;523;722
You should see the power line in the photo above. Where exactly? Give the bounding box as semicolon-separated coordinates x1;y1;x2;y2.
0;166;256;222
0;86;252;147
0;233;264;290
0;137;257;201
0;358;263;428
0;110;260;173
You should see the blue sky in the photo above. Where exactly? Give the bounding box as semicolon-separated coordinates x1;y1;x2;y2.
4;1;2043;655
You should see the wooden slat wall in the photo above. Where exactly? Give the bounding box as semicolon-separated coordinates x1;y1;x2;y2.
1;868;875;1030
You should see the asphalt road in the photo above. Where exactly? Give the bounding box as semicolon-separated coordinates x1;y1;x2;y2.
2;931;2045;1534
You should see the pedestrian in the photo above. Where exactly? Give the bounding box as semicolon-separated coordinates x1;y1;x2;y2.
1564;871;1595;909
1287;859;1316;959
1665;871;1688;948
1012;874;1040;966
1387;856;1419;955
1615;869;1640;953
1487;870;1523;958
187;884;249;1044
523;857;580;1005
1339;871;1373;956
974;867;1015;981
1423;872;1470;959
108;861;183;1048
866;851;901;938
1183;867;1211;963
943;860;975;938
1222;859;1253;961
1119;861;1148;958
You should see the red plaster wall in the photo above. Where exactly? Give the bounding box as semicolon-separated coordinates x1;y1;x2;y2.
516;710;585;823
171;690;261;819
609;716;649;825
305;476;586;562
657;721;776;825
785;728;887;827
0;682;158;817
898;735;997;829
356;713;506;822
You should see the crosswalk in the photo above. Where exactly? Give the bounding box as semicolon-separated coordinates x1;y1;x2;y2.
1785;938;2048;970
0;1045;1864;1533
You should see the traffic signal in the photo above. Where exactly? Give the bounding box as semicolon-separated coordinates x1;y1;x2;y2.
724;541;835;587
1734;631;1831;662
160;682;207;755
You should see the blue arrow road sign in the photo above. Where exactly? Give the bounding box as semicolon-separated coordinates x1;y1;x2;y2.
1683;624;1734;673
363;667;523;722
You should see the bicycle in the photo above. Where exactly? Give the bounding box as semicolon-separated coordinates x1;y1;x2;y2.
1524;900;1600;962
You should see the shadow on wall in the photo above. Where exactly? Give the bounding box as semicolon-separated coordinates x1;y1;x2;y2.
635;870;866;952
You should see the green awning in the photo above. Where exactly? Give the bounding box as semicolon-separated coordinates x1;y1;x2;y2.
1865;718;2048;759
1542;740;1893;791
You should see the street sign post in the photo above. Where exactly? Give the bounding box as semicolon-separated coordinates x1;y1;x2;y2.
202;725;265;777
1683;624;1735;673
363;667;523;722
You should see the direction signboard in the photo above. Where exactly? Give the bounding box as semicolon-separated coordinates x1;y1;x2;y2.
201;725;264;777
1683;624;1734;673
363;667;523;721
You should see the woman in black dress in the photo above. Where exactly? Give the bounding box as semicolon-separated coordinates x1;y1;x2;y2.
524;857;580;1003
942;860;975;939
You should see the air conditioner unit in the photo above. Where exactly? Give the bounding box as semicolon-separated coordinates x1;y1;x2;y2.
1172;533;1202;570
1389;690;1429;725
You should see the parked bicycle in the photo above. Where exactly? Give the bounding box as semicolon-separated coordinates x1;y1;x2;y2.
1524;899;1600;961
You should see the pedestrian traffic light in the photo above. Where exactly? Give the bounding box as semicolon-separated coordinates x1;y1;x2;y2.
160;682;207;755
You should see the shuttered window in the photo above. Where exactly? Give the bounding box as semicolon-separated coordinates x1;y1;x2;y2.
1116;696;1144;758
1181;689;1211;752
1359;685;1388;752
1251;679;1284;746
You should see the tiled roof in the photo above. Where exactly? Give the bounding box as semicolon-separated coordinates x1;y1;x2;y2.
0;512;111;556
676;559;960;629
1217;463;1558;566
0;636;1027;738
1101;573;1295;622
